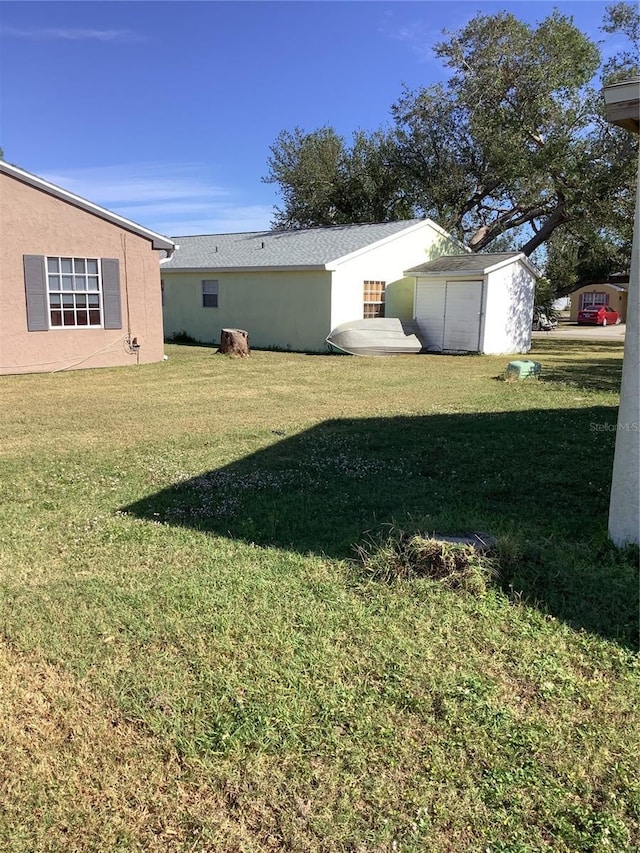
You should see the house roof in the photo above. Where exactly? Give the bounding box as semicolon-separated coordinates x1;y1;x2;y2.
161;219;452;271
0;160;175;254
405;251;540;278
571;282;629;293
568;274;629;293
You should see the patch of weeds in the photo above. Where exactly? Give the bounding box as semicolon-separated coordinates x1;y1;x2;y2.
354;527;499;595
166;330;201;345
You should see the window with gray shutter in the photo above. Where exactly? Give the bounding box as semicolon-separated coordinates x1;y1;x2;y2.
24;255;49;331
26;254;123;330
46;257;102;327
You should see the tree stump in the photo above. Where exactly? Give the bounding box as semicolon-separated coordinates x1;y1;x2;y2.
217;328;250;357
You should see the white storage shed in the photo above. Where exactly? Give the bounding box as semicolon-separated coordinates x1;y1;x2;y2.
405;252;539;354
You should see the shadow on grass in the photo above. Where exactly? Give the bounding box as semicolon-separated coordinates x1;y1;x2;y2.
530;339;624;392
539;361;624;393
124;406;638;648
532;338;626;356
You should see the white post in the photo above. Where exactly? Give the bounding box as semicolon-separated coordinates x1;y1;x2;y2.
608;156;640;546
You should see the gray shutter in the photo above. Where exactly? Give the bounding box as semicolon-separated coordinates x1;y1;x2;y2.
23;255;48;331
101;258;122;330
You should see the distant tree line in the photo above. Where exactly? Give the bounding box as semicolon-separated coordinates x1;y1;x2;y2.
263;3;639;295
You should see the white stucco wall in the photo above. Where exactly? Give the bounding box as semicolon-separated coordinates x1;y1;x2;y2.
329;221;464;331
481;262;535;354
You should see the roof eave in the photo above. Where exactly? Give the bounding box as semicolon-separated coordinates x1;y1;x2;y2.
329;218;464;267
160;264;329;274
1;161;175;254
603;77;640;134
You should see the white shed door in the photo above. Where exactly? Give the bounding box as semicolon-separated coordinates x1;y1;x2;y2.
443;280;483;352
415;279;483;352
415;282;446;350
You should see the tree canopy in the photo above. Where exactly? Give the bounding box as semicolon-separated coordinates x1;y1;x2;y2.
263;5;638;290
264;127;414;229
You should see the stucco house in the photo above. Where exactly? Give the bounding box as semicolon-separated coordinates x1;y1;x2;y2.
0;161;174;375
160;219;465;352
405;252;539;354
568;278;629;323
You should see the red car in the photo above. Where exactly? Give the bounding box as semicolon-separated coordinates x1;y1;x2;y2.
577;304;621;326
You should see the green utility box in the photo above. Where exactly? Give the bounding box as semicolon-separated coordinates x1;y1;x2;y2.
504;360;542;380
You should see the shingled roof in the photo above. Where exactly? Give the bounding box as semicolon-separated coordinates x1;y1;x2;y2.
405;252;540;277
161;219;440;271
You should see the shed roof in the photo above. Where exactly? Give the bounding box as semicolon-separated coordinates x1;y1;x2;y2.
0;161;175;253
405;252;540;278
161;219;448;271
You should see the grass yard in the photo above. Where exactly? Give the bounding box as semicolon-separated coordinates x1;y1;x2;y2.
1;339;638;852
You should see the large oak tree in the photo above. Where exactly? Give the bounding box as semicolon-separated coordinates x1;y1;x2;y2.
264;6;638;289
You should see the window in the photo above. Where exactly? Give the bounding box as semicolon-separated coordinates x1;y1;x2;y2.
161;280;165;307
24;255;121;332
363;280;385;319
47;257;102;327
580;291;609;310
202;279;219;308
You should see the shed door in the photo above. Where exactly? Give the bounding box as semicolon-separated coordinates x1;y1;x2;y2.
443;280;483;352
415;279;483;352
415;281;446;350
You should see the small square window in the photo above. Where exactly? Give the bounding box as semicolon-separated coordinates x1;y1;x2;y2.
202;279;219;308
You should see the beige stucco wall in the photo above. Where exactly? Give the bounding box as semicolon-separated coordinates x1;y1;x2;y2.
0;172;165;375
569;284;628;321
161;269;333;351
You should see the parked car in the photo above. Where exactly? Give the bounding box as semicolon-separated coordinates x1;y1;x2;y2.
532;307;558;331
577;304;621;326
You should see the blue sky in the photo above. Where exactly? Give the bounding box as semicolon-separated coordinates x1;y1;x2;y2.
0;1;623;237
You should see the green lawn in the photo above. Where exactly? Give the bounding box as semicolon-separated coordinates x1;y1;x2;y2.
1;340;638;852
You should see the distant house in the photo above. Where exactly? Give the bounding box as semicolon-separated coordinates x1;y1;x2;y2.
405;252;539;354
0;161;174;375
568;278;629;323
160;219;465;352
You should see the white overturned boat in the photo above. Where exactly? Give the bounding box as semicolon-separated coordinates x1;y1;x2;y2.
326;318;427;356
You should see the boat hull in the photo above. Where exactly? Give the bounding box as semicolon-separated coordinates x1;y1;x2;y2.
326;318;428;356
